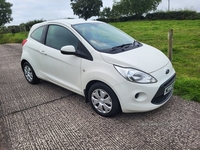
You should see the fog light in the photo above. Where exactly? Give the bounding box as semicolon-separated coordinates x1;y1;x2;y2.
134;92;147;102
135;93;139;99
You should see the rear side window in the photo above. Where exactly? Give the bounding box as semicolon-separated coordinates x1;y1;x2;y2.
31;26;45;43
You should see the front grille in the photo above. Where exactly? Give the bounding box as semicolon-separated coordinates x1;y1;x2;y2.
151;74;176;105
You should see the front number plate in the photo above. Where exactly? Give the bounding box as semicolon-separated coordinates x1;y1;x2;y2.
164;82;174;95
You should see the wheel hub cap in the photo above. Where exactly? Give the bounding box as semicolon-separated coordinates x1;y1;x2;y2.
24;66;33;82
91;89;112;114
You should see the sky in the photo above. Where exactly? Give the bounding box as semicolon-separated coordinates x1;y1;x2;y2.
5;0;200;26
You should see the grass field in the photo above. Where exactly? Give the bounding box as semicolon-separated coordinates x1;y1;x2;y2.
1;20;200;102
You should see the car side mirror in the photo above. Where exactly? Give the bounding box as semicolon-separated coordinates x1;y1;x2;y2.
60;45;76;55
60;44;93;61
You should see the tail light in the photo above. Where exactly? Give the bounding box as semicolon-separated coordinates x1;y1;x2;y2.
22;39;27;46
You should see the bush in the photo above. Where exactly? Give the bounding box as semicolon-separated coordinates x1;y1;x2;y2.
11;29;15;35
98;10;200;22
24;19;45;31
146;10;200;20
97;15;144;22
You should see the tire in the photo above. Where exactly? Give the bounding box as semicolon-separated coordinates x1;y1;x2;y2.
22;62;40;84
88;82;121;117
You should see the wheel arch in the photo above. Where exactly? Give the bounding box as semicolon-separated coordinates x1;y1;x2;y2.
21;59;28;69
85;80;122;117
84;80;121;110
21;58;40;78
84;80;101;103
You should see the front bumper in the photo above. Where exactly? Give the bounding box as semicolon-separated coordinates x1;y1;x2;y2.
112;62;176;113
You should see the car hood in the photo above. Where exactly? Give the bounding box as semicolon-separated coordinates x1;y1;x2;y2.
101;44;169;73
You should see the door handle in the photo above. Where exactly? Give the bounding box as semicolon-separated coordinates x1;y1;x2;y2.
40;50;47;55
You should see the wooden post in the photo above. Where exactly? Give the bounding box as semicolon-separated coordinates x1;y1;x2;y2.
168;29;173;61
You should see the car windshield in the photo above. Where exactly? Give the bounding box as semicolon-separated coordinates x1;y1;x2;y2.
72;22;134;52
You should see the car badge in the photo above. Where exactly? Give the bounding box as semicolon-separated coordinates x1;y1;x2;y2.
166;69;170;74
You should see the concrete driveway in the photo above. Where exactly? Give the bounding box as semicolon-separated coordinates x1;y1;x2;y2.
0;44;199;150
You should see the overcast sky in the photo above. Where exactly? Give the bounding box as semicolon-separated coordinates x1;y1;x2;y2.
6;0;200;25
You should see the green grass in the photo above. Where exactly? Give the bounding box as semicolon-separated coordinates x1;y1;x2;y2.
0;20;200;102
0;32;28;44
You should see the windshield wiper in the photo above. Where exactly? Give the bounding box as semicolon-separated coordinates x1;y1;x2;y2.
111;43;132;52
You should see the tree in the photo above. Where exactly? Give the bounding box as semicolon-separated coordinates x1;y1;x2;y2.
110;1;123;18
99;7;111;18
70;0;103;20
114;0;162;16
0;0;13;26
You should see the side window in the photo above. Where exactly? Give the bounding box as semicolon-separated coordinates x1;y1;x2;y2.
46;25;79;50
31;26;45;43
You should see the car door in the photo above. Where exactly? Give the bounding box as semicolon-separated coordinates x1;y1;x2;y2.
39;24;82;94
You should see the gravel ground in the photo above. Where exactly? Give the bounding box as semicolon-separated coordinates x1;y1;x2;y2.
0;44;199;150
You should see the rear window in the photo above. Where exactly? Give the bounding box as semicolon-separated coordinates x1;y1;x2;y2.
31;26;45;43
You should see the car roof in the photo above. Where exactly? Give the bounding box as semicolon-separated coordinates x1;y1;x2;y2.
31;19;101;31
29;19;102;36
47;19;100;25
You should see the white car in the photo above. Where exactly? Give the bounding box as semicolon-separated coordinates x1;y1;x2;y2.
21;19;176;117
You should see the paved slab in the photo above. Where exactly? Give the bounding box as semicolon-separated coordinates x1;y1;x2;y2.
0;44;200;150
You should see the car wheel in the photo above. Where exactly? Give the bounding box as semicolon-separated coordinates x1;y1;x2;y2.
88;82;121;117
23;62;40;84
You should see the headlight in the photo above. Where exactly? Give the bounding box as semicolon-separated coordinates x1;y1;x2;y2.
114;65;157;84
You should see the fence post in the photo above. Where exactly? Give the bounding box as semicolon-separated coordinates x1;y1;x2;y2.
168;29;173;61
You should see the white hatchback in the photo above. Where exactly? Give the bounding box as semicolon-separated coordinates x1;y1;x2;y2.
21;19;176;117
